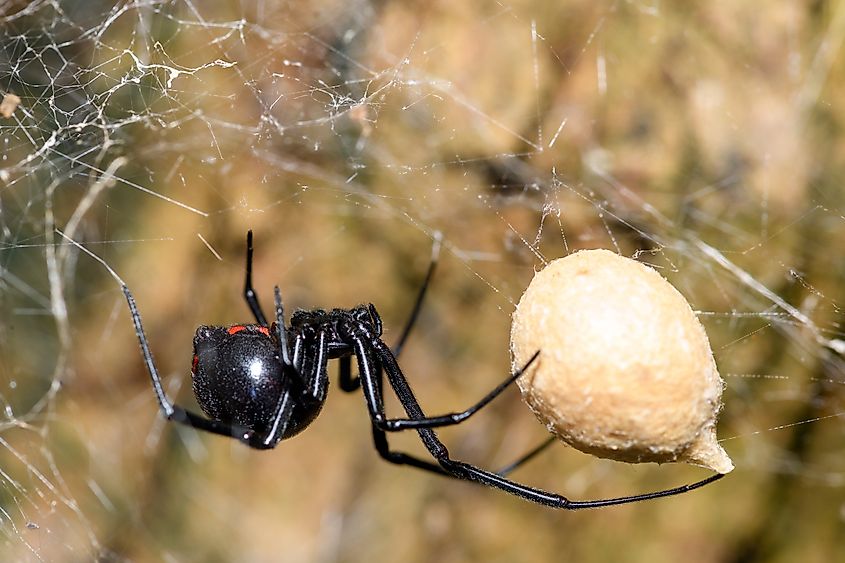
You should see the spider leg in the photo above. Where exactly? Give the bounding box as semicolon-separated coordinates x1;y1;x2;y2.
123;285;285;449
247;326;327;449
338;356;359;391
349;337;449;476
251;388;297;449
291;330;304;371
340;234;441;392
271;285;328;393
373;388;557;477
272;286;328;400
393;232;441;357
353;335;572;504
123;286;176;419
495;436;556;476
310;330;330;400
370;427;450;476
243;230;269;326
295;330;330;402
371;350;540;431
272;286;296;372
359;333;725;509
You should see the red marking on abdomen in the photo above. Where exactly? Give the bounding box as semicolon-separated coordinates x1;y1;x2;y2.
227;325;270;337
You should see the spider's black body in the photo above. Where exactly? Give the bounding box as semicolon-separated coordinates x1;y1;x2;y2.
192;324;294;437
191;306;380;442
122;231;724;508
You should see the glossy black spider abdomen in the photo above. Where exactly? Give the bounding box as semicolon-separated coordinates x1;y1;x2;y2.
191;323;325;439
191;324;285;433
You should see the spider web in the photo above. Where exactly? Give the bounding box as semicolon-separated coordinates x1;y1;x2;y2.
2;1;845;561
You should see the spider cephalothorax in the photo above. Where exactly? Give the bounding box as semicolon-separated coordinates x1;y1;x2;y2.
120;231;724;508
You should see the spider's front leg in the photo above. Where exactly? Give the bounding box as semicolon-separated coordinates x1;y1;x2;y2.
359;303;538;432
373;349;540;432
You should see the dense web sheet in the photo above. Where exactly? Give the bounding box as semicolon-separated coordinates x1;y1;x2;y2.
2;1;845;561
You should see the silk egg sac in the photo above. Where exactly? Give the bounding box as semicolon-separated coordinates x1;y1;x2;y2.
510;249;733;474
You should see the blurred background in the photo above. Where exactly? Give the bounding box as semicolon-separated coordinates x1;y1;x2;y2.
2;1;845;561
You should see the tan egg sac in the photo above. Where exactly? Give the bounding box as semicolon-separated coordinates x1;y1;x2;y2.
511;249;733;474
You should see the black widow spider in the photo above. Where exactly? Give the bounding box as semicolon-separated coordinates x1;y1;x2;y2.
117;231;723;509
